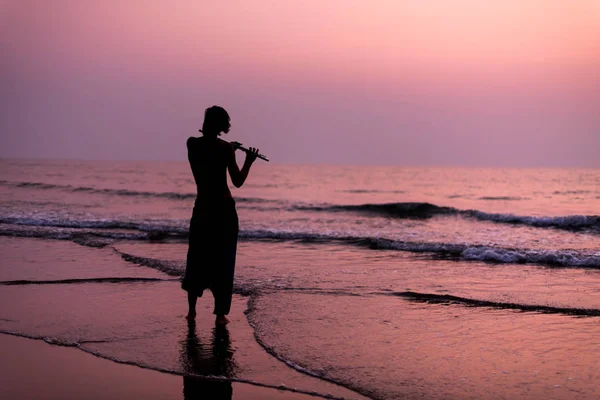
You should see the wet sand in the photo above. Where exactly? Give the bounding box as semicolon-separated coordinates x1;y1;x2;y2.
0;237;368;400
0;333;321;400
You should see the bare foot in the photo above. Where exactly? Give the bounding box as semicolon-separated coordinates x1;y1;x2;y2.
185;312;196;321
215;315;229;325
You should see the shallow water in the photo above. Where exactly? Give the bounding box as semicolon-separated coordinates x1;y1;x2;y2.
0;237;364;399
1;159;599;399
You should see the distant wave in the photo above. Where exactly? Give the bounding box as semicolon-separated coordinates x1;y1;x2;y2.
0;179;196;199
297;201;600;232
0;215;189;233
296;202;455;219
0;180;270;203
394;291;600;317
553;190;595;195
477;196;527;201
337;189;407;194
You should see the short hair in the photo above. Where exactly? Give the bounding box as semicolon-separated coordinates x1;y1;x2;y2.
202;106;230;134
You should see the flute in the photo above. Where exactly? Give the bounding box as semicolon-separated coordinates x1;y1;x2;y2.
197;129;269;162
230;141;269;162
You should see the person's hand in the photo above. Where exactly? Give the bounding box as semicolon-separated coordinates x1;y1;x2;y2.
246;147;259;163
231;141;242;151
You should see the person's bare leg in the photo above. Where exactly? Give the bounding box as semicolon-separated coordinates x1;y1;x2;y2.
213;287;230;324
186;293;197;320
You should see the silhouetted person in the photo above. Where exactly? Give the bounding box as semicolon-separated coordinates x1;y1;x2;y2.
182;105;258;324
181;320;237;399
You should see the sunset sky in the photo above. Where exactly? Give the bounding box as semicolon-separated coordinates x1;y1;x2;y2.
1;0;599;166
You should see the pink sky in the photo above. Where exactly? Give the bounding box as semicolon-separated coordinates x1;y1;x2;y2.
1;0;599;166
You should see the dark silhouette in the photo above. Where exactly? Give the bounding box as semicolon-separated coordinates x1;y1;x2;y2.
181;105;259;325
180;320;237;399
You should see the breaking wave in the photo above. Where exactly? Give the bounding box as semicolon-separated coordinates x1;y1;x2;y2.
2;220;598;269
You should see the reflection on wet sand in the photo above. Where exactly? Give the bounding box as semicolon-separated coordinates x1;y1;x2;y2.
181;321;237;399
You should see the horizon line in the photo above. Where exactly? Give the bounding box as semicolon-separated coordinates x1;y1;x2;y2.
0;156;598;170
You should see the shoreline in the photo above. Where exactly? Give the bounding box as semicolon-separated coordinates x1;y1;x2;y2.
0;333;335;400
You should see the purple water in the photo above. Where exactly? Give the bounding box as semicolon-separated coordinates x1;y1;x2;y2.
1;159;599;399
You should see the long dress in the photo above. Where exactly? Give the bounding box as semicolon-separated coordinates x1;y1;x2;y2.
181;137;239;316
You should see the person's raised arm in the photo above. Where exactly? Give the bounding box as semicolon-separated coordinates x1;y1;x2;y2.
227;143;258;188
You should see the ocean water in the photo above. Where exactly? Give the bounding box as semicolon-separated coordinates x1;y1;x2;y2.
1;158;599;399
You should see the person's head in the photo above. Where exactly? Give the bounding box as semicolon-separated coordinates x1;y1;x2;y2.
201;106;231;137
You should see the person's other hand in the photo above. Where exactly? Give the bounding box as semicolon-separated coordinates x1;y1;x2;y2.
246;147;259;163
